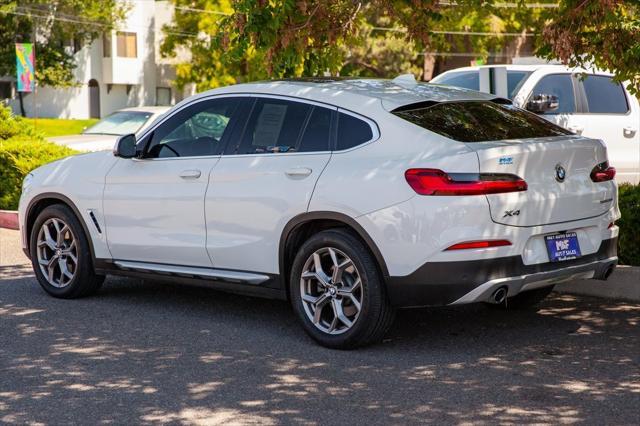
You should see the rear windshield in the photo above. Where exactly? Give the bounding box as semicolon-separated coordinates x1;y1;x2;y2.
392;101;572;143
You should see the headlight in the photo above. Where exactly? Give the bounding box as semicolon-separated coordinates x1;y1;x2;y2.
22;173;34;192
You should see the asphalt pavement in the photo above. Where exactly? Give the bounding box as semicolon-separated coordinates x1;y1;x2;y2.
1;229;639;425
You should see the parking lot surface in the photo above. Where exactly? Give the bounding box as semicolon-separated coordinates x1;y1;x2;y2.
1;229;639;425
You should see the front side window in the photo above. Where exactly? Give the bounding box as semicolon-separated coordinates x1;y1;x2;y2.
145;98;241;158
116;32;137;58
530;74;576;114
231;98;332;154
393;101;572;143
582;75;629;114
84;111;152;136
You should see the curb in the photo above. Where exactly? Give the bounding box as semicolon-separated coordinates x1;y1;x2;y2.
0;210;19;230
555;265;640;302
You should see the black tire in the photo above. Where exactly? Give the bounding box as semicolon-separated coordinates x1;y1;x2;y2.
289;229;395;349
487;285;554;310
30;204;105;299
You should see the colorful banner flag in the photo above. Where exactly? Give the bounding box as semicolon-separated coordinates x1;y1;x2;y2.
16;43;35;92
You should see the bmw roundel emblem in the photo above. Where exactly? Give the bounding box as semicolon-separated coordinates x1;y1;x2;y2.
555;164;566;182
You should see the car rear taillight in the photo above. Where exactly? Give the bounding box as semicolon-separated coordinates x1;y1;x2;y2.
590;162;616;182
405;169;527;196
445;240;512;251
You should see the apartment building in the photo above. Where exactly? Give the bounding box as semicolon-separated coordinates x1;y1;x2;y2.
0;0;193;119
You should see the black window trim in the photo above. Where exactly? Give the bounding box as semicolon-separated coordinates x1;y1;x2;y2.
574;73;631;116
524;72;581;116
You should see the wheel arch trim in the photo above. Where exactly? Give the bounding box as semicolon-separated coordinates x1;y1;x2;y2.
25;192;98;265
279;211;390;280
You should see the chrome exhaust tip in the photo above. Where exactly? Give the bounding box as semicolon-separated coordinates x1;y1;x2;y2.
491;286;508;304
596;265;615;281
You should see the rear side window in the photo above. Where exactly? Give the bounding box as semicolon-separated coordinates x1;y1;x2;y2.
235;99;310;154
582;75;629;114
231;99;333;154
530;74;576;114
392;101;572;143
336;113;374;150
433;71;479;91
298;106;333;152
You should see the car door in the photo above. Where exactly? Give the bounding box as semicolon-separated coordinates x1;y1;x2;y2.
525;73;582;133
573;75;640;184
205;96;334;274
102;96;243;266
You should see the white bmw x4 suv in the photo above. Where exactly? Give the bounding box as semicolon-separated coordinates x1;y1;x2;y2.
19;77;620;349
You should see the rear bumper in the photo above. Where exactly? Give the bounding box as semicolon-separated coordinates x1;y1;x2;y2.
386;237;618;308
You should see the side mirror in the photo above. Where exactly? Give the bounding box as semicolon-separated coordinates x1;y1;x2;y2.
113;134;137;158
526;94;559;113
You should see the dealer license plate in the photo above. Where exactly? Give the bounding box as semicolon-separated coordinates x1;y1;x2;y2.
545;232;581;262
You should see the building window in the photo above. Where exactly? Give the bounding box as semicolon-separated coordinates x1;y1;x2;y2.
156;87;172;106
116;32;137;58
0;81;12;99
103;33;111;58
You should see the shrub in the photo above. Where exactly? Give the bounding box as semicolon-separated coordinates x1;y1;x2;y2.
617;183;640;266
0;104;41;140
0;105;77;210
0;137;77;210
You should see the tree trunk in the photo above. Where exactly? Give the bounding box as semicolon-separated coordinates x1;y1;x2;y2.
422;52;436;81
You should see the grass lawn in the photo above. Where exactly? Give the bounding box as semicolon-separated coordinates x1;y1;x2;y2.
24;118;99;138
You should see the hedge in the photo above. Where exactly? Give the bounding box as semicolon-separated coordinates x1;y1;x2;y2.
0;105;77;210
618;183;640;266
0;137;77;210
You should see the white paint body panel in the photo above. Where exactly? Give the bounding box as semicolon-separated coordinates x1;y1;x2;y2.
205;152;331;273
470;136;615;226
18;152;117;259
102;157;218;266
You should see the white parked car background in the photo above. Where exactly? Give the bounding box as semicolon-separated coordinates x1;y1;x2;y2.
431;65;640;184
49;106;170;152
19;77;620;348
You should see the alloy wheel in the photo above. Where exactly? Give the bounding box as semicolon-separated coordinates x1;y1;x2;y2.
36;218;78;288
299;247;363;335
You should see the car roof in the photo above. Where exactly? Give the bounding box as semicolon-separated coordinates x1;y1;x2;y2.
193;77;499;111
116;106;171;114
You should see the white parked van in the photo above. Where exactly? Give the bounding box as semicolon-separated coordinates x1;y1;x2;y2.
432;65;640;184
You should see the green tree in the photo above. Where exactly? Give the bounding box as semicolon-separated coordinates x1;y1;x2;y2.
538;0;640;95
162;1;551;88
0;1;126;88
162;1;638;93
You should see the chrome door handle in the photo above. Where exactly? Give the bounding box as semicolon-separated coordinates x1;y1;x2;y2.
285;167;313;178
179;169;202;179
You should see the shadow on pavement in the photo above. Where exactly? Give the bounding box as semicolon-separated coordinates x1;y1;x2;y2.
1;271;638;424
